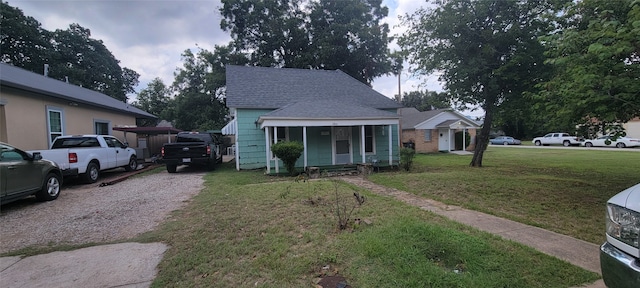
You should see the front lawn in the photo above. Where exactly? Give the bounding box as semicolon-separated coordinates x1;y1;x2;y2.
138;161;600;287
369;147;640;244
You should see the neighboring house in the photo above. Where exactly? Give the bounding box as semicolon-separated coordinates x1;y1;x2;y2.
0;63;156;150
623;117;640;138
224;65;403;173
400;107;480;153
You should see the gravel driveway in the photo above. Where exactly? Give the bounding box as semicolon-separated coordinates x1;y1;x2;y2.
0;167;205;254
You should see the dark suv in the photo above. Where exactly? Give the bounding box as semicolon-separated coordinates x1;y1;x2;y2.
1;142;63;205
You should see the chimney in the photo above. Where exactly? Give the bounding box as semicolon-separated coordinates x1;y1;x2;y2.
44;64;49;77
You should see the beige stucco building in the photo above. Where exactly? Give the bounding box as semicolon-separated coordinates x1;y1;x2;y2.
0;63;156;150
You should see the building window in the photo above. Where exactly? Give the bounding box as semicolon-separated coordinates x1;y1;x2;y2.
424;129;432;142
47;107;64;146
94;120;110;135
365;126;375;153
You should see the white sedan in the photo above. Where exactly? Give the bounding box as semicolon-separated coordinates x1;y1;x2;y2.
582;136;640;148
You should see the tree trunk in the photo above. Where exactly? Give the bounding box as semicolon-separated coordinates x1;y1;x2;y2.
470;107;494;167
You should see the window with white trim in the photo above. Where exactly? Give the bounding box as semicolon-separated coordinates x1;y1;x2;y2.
365;126;375;153
94;120;110;135
424;129;432;142
47;107;64;146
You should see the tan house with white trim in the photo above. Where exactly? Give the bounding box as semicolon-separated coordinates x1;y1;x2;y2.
0;63;156;150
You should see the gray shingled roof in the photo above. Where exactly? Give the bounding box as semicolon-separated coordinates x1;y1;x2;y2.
260;100;399;119
401;109;447;129
225;65;403;110
0;63;156;118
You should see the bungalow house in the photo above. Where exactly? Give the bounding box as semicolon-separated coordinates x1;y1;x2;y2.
0;63;156;150
224;65;403;173
400;107;480;153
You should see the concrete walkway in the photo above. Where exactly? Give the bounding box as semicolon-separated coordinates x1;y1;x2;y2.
339;176;605;288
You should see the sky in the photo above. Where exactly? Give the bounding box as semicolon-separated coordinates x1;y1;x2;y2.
7;0;483;117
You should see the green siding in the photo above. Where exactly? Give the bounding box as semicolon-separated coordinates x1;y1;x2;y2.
236;109;399;170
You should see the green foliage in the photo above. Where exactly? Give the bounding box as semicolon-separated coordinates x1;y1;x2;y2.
399;147;415;171
132;77;172;126
537;0;640;133
399;0;565;166
220;0;393;84
0;3;139;102
270;141;304;176
401;90;451;111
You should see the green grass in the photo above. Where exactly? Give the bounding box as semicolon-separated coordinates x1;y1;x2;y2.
369;147;640;244
135;162;599;287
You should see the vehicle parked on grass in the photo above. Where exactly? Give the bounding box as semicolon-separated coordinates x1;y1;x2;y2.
1;142;62;205
160;132;222;173
489;136;521;145
28;135;137;183
582;136;640;148
600;182;640;288
532;132;583;147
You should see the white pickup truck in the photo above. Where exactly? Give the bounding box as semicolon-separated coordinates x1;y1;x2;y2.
600;183;640;288
29;135;138;183
532;132;583;147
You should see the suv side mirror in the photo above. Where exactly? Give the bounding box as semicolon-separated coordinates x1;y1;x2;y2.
32;152;43;161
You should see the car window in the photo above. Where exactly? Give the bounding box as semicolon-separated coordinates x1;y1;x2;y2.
0;150;25;162
544;134;552;137
104;137;125;148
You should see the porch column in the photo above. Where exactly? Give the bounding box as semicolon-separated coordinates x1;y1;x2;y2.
463;128;466;151
273;127;279;174
361;125;366;163
303;126;308;169
388;125;392;165
264;127;271;174
448;128;452;151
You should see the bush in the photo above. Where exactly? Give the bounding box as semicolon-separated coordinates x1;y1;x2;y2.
399;147;415;171
271;141;304;176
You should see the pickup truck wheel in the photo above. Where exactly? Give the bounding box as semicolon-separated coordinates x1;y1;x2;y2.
124;156;138;172
563;140;571;147
166;164;177;173
35;173;61;201
534;140;542;146
83;162;100;183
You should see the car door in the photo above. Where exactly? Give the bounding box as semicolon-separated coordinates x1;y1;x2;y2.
541;133;553;144
104;136;129;167
0;147;41;197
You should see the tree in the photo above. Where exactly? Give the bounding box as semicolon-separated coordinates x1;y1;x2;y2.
171;45;247;131
48;24;134;101
399;0;565;167
0;1;51;73
220;0;393;85
537;0;640;136
401;90;450;111
0;2;139;102
133;77;172;126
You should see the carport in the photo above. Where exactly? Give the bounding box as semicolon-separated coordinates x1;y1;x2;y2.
113;126;183;160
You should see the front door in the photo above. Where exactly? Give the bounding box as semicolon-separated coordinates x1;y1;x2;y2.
334;127;351;164
438;129;450;151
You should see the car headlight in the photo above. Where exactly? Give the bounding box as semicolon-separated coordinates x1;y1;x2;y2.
606;204;640;248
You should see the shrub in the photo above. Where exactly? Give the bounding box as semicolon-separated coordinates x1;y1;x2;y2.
399;147;415;171
271;141;304;176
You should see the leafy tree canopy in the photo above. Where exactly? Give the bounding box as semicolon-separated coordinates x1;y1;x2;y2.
220;0;393;85
400;90;451;112
0;2;139;102
537;0;640;137
399;0;566;167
